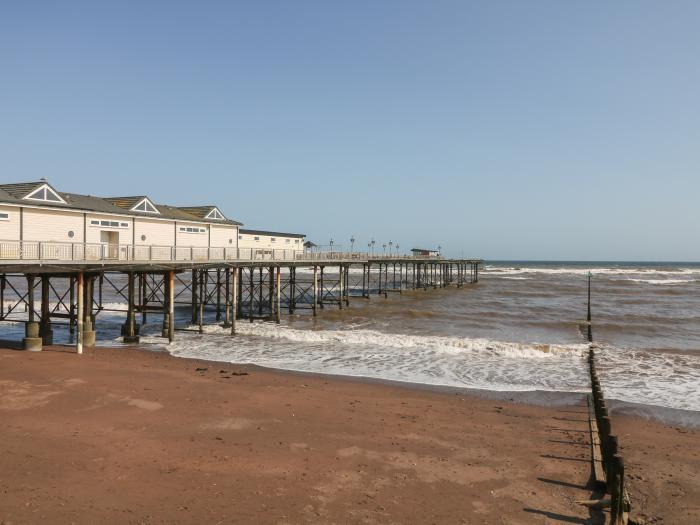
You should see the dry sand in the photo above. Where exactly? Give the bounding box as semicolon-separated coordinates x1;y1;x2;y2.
0;345;698;524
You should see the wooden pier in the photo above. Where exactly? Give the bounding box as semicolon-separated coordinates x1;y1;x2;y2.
0;247;481;352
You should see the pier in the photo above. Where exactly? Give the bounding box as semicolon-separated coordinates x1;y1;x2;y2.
0;242;481;352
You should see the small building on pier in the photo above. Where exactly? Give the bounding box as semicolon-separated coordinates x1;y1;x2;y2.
411;248;439;257
238;229;305;252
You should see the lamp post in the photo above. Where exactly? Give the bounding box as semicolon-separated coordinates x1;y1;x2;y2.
437;245;442;257
389;240;393;255
329;238;334;252
382;243;386;254
371;239;375;255
396;243;400;255
350;236;355;252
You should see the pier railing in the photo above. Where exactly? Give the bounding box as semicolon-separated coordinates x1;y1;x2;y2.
588;346;632;525
0;240;446;264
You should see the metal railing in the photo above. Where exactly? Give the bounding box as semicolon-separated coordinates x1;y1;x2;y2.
0;240;446;264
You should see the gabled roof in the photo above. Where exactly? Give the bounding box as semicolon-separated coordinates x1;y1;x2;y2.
0;183;242;226
176;206;240;225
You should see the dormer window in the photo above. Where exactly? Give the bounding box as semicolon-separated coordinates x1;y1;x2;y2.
130;197;159;214
24;184;66;204
205;208;226;220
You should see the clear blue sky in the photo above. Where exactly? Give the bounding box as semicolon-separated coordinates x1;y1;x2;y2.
1;1;698;260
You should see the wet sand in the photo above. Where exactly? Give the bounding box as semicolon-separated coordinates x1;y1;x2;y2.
1;346;698;524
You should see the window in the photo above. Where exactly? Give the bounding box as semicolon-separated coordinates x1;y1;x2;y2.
271;238;276;242
24;184;65;204
238;235;242;240
179;226;206;234
285;239;290;244
90;220;128;229
141;235;147;241
294;239;299;244
0;212;9;221
204;208;226;220
254;236;260;241
130;197;159;214
68;230;75;238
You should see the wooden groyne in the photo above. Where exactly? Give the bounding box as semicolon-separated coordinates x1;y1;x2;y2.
587;346;633;525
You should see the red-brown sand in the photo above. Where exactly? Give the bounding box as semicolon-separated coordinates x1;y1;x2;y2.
0;346;698;524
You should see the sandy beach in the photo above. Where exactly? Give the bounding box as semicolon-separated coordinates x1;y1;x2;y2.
1;345;698;524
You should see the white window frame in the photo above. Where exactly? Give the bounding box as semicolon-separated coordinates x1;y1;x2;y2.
89;219;129;229
130;197;160;214
0;212;9;221
23;183;66;204
179;226;206;234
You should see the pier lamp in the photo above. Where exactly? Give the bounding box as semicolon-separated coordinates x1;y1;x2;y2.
371;239;376;254
437;245;442;256
382;243;387;254
350;236;355;252
396;243;400;255
329;238;334;251
389;240;393;254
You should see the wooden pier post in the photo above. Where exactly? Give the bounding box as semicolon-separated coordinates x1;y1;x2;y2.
76;272;84;354
40;275;53;345
191;269;197;323
338;265;343;310
198;270;204;334
288;267;296;314
249;267;255;323
69;276;75;334
168;270;175;343
216;268;222;321
83;275;96;347
230;266;238;335
312;265;318;316
275;266;281;323
224;267;231;326
268;266;275;318
123;272;139;343
319;266;325;309
377;262;382;296
345;264;350;306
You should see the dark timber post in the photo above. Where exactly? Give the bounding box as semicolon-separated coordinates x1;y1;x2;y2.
69;276;75;334
216;268;222;321
268;266;275;318
312;265;318;316
338;265;343;310
249;267;255;323
289;267;296;314
83;275;96;347
231;266;238;335
198;270;204;334
319;266;325;309
224;267;231;326
167;270;175;343
191;269;197;323
275;266;281;323
123;271;139;343
40;275;53;345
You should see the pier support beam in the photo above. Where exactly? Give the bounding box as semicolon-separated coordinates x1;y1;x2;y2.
123;272;139;343
23;274;42;351
39;275;53;345
275;266;281;323
83;275;96;347
167;271;175;343
312;265;318;316
76;272;84;354
230;266;238;335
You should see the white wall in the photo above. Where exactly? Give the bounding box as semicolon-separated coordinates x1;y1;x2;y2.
210;224;238;248
0;205;21;241
176;222;209;247
134;218;175;246
22;207;84;243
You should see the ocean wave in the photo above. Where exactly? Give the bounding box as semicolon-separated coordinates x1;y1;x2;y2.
484;266;700;277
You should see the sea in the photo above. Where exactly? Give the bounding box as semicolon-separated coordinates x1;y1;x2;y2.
3;261;699;426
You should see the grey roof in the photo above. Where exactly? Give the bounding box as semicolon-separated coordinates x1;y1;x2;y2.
240;229;305;238
411;248;438;252
0;182;242;226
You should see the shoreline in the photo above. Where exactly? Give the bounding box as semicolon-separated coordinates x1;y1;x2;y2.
2;344;699;523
